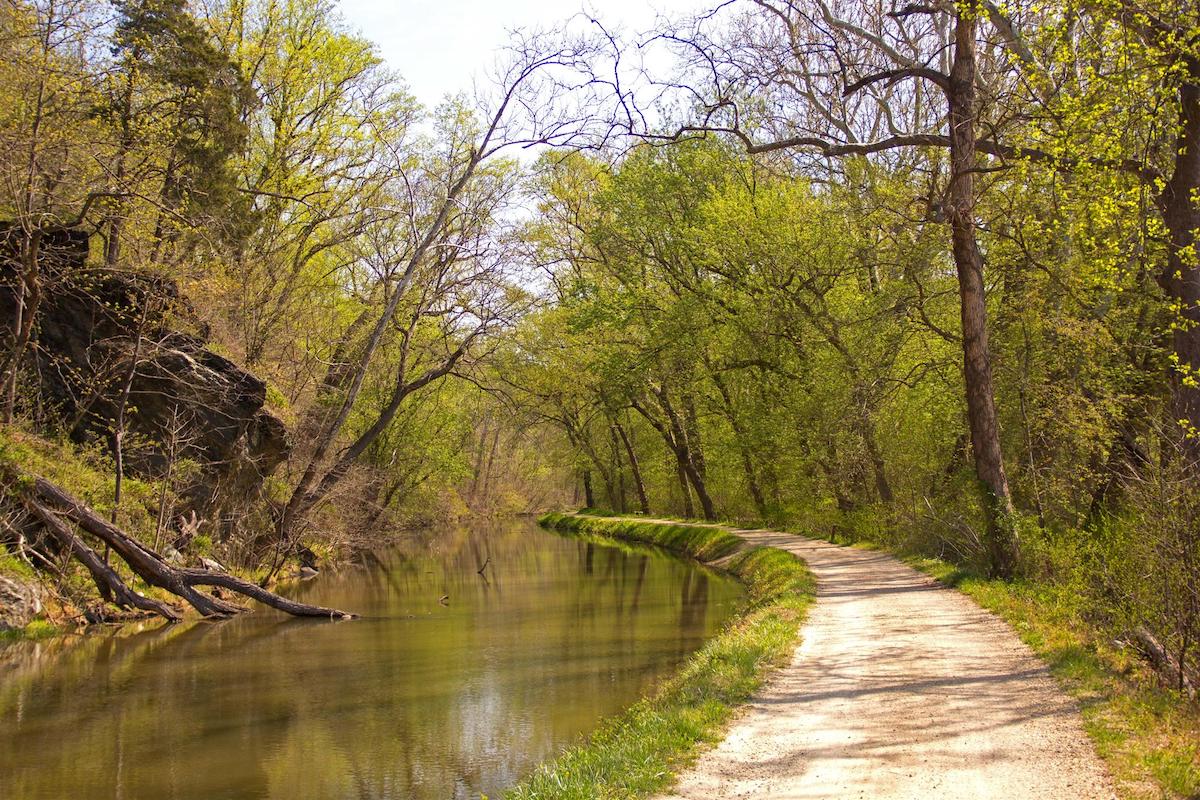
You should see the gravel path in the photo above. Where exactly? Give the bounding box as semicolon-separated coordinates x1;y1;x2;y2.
651;525;1116;799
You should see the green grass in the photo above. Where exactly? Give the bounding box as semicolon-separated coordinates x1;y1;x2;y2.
506;512;813;799
542;512;744;561
0;425;160;535
0;618;61;643
0;425;180;628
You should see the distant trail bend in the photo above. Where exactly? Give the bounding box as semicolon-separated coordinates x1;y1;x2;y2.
620;521;1116;799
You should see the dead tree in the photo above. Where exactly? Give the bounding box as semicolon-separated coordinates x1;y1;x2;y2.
8;469;355;620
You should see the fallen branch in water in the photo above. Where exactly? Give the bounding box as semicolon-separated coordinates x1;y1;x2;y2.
10;470;355;621
27;497;183;621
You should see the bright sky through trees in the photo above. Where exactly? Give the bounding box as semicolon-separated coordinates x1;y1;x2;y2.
338;0;703;104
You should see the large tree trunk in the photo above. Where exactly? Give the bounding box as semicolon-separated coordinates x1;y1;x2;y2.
480;425;502;509
859;411;894;505
675;459;695;518
1157;59;1200;466
633;392;716;520
947;12;1019;578
609;425;627;513
565;416;616;510
29;498;182;620
680;448;717;521
682;393;707;483
656;389;716;520
582;468;595;508
468;413;492;507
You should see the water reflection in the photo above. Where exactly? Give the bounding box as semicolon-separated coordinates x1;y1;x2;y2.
0;519;742;800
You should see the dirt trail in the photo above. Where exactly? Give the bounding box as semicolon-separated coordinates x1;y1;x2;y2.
645;524;1116;799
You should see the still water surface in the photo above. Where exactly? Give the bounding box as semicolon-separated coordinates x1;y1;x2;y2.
0;519;742;799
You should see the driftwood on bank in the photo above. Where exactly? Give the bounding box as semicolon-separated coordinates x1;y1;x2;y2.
1129;625;1198;699
15;473;355;621
28;498;183;620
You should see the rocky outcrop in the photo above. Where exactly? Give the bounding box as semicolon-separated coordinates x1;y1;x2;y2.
0;574;46;632
0;224;289;524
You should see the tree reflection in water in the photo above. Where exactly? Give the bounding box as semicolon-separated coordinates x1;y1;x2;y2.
0;518;742;800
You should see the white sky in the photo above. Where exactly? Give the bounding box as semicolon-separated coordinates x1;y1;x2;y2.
337;0;707;106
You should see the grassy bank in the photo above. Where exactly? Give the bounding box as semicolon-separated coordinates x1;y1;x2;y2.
506;512;814;799
0;426;165;636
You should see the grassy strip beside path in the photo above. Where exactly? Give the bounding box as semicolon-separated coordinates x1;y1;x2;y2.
505;512;814;800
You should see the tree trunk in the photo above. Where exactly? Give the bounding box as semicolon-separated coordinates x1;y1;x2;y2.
480;425;502;509
709;368;769;519
682;393;707;483
468;413;491;506
859;410;894;505
615;421;650;514
280;327;476;539
680;447;716;520
1157;59;1200;466
657;389;716;520
277;137;491;542
17;473;354;619
947;12;1019;578
675;459;695;518
29;497;182;620
609;424;627;513
633;393;715;520
582;468;595;508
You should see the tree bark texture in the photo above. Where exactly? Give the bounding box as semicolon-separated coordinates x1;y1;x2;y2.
947;12;1019;578
1157;59;1200;466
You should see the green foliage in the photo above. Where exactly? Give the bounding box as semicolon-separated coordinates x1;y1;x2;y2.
0;426;168;557
109;0;253;232
0;618;59;643
0;543;36;581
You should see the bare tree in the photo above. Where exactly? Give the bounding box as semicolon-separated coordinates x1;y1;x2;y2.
272;29;610;545
0;0;105;422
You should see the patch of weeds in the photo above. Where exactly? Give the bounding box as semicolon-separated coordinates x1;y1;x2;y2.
0;618;60;643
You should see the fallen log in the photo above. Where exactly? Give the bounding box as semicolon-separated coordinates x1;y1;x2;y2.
14;472;355;620
27;499;182;621
1129;625;1198;699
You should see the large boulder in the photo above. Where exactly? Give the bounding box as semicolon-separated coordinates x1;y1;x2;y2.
0;574;46;632
0;224;289;523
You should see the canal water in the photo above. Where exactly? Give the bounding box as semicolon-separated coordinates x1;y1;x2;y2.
0;519;743;799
